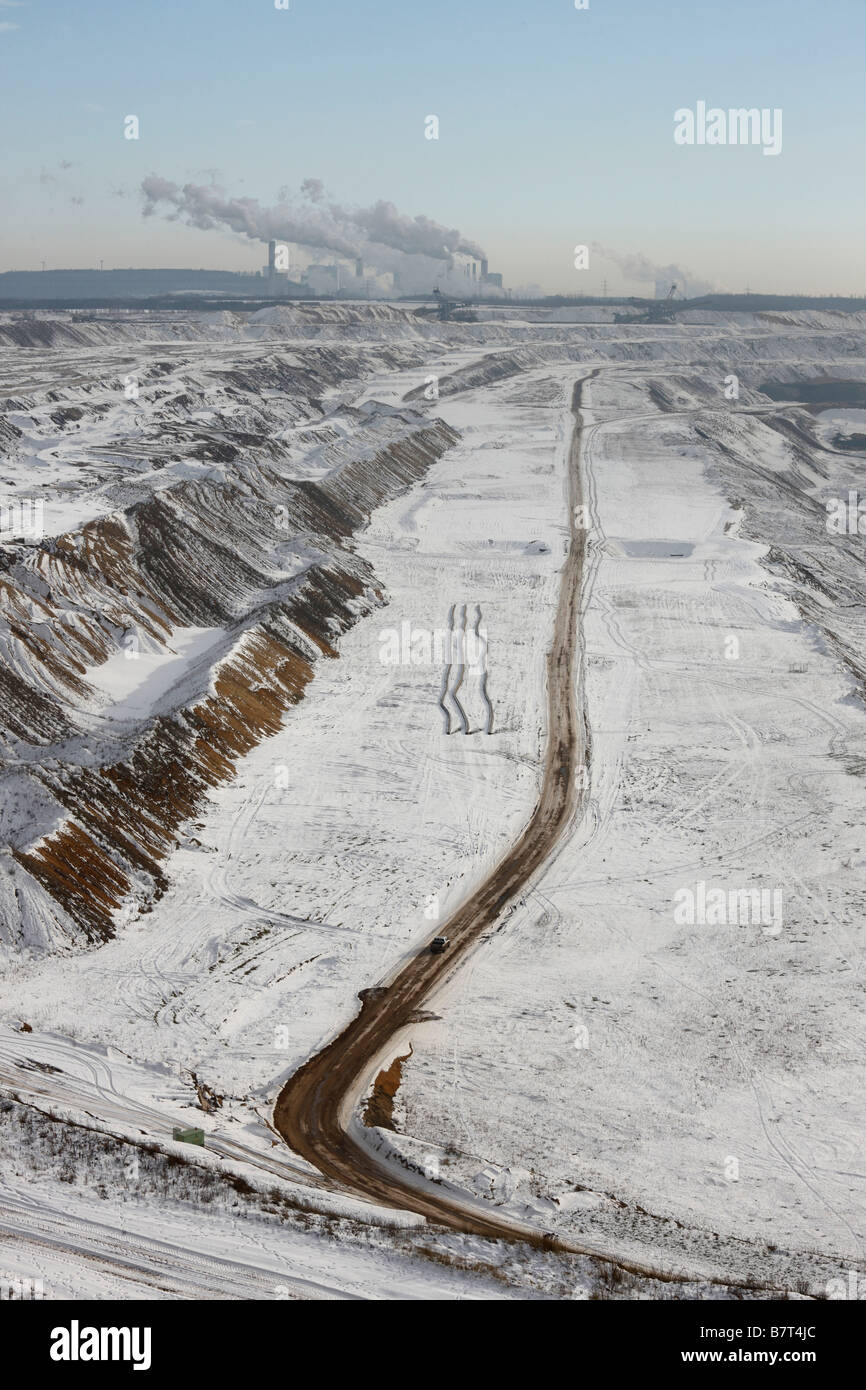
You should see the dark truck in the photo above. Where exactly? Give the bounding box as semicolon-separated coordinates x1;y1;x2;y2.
430;936;449;954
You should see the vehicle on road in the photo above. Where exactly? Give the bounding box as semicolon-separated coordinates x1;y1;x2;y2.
430;936;449;954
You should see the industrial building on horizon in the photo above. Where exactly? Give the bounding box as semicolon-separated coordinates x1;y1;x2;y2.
261;238;384;297
260;238;506;299
0;242;507;302
451;256;503;290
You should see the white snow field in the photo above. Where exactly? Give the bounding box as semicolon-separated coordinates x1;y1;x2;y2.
1;304;864;1297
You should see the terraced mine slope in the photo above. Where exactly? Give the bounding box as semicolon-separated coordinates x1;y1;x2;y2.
0;313;459;947
1;302;865;1299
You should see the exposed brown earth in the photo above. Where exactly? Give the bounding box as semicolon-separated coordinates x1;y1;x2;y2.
362;1047;413;1132
271;376;797;1297
2;416;460;943
274;375;596;1247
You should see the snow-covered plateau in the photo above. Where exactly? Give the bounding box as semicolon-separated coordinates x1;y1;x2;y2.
0;302;863;1299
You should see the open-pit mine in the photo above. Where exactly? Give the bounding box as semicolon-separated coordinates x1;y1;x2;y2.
0;300;864;1301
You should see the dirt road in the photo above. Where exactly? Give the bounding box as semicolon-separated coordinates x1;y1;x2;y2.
274;376;595;1245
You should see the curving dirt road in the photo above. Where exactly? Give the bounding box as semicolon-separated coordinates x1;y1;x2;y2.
275;372;790;1293
274;376;596;1245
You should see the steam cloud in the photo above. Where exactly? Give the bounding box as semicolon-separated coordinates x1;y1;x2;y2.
591;244;717;298
140;176;486;269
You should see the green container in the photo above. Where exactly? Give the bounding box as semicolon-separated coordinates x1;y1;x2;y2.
172;1126;205;1147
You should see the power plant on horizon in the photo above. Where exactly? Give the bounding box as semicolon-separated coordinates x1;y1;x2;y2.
0;244;508;303
261;238;504;298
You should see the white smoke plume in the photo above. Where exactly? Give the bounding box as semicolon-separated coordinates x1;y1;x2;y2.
141;176;486;269
591;244;717;298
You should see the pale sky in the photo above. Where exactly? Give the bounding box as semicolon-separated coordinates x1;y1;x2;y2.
0;0;864;295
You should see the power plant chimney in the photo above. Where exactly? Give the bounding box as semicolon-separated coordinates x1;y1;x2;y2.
355;257;364;279
268;240;276;273
481;258;489;280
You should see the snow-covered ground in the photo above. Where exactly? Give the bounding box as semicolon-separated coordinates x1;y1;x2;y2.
1;304;865;1297
0;359;570;1100
397;369;866;1287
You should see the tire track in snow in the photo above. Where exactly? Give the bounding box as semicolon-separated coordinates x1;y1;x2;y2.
272;371;795;1293
274;375;598;1252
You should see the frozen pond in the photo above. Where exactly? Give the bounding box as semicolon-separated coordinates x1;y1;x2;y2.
612;538;695;557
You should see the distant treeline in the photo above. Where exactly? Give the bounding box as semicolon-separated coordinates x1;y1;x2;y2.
0;296;312;312
505;294;866;312
1;277;865;316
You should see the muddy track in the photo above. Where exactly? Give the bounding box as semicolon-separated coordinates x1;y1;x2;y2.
274;373;795;1294
274;374;596;1250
